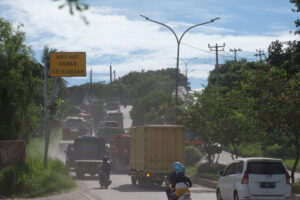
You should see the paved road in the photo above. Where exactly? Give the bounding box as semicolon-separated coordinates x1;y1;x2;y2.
76;174;216;200
21;174;216;200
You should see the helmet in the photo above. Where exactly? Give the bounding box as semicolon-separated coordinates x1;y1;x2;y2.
103;156;108;162
175;164;185;174
173;162;180;169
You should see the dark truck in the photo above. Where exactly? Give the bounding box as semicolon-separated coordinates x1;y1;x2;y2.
69;135;106;178
106;112;124;128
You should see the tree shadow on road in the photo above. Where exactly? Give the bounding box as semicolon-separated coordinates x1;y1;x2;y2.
110;184;165;192
190;188;215;194
71;174;99;181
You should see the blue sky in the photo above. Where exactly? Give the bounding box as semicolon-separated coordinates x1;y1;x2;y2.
0;0;298;90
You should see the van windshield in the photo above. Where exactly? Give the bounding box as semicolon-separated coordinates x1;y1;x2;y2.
247;162;286;174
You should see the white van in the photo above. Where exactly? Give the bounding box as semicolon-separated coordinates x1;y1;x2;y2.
216;158;291;200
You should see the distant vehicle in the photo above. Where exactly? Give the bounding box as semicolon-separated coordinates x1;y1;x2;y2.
110;134;130;172
129;125;185;187
72;135;106;178
106;112;123;128
84;100;107;128
216;157;291;200
62;117;90;141
106;98;120;111
184;132;203;150
96;121;125;144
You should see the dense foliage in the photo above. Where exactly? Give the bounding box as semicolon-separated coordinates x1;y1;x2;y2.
182;41;300;182
185;146;203;166
0;139;75;197
0;18;44;142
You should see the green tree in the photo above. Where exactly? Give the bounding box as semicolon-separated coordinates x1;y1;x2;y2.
290;0;300;34
244;66;300;183
0;18;44;141
182;90;223;163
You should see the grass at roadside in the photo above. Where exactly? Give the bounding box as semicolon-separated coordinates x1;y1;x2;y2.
293;183;300;194
186;166;197;176
0;132;76;198
186;163;225;181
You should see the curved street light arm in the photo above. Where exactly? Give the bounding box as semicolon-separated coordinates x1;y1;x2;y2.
140;14;179;43
179;17;220;43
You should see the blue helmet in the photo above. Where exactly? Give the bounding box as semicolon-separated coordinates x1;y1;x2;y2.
173;162;180;169
175;164;185;174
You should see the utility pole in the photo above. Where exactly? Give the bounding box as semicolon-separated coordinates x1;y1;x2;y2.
90;68;92;85
110;64;112;84
255;49;265;61
43;56;48;169
230;48;242;61
208;43;225;88
113;70;116;81
179;58;197;93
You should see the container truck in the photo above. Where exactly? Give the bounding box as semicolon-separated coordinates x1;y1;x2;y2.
129;125;185;187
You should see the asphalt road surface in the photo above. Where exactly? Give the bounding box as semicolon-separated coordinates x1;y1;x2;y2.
25;173;216;200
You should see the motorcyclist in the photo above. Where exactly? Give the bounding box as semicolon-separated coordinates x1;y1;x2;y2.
170;165;192;200
99;156;111;183
166;162;181;200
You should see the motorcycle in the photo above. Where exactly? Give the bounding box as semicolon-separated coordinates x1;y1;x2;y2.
178;192;192;200
99;170;112;189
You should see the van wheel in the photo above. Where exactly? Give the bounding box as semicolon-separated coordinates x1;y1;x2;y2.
216;189;223;200
234;191;239;200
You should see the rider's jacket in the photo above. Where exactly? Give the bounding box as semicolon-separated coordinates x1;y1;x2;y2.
166;171;177;185
101;162;111;173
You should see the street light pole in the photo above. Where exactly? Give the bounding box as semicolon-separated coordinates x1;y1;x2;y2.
140;15;220;108
179;58;197;92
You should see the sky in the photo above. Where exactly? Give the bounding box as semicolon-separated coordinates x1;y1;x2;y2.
0;0;298;90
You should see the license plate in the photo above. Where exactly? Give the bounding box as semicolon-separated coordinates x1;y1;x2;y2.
260;182;275;188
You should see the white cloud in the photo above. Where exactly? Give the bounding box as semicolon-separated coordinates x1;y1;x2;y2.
0;0;298;88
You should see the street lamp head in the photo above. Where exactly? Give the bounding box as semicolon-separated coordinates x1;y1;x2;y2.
140;14;149;20
210;17;220;22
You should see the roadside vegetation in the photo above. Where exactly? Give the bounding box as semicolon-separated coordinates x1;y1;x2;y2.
0;133;75;198
181;0;300;184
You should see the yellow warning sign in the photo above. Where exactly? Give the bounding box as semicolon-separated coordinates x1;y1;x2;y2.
50;52;86;77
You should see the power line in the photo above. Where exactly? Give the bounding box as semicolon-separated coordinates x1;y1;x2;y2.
181;42;214;54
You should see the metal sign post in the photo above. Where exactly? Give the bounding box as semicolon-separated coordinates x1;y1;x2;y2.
43;52;86;169
43;57;49;169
